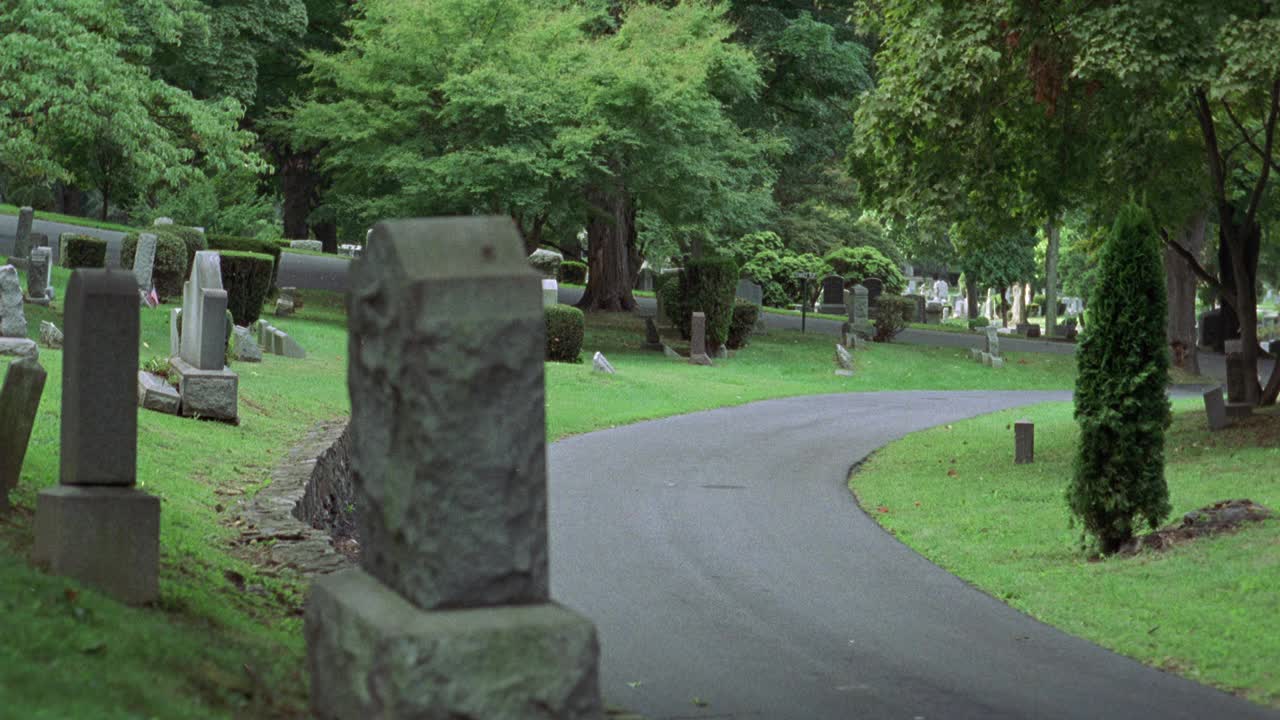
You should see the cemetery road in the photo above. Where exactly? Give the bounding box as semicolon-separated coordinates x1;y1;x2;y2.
548;390;1279;720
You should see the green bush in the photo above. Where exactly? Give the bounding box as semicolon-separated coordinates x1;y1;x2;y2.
166;225;208;265
822;246;907;295
872;295;913;342
741;249;830;307
544;304;584;362
62;235;106;268
683;256;738;350
727;299;760;350
558;260;587;285
1069;204;1171;554
209;234;283;291
659;273;691;338
219;251;274;326
120;230;189;300
968;317;990;330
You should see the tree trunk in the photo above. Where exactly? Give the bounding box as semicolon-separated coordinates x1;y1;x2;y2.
576;183;638;312
1044;219;1060;337
55;184;84;216
967;282;979;320
1164;210;1206;376
100;181;110;221
1011;282;1026;325
1220;210;1262;402
281;149;320;240
314;222;338;254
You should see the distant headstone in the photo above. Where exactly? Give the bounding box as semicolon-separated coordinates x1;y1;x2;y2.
231;326;262;362
0;265;28;337
863;277;884;307
171;252;237;422
0;338;38;359
257;321;306;358
636;267;656;291
1224;340;1247;403
12;207;34;261
276;296;295;316
1198;309;1224;352
527;248;563;278
981;351;993;366
136;371;180;415
133;232;158;291
688;312;713;366
290;239;323;252
1203;387;1230;431
991;355;1005;369
643;315;662;351
1014;419;1034;463
905;294;926;323
306;217;601;719
925;301;943;325
33;270;160;605
663;343;680;359
541;278;559;307
0;357;47;512
834;344;854;377
848;285;874;339
39;320;62;349
26;247;51;305
736;278;763;306
153;217;174;226
931;278;950;304
970;347;983;362
592;351;616;374
818;275;845;314
984;327;1001;358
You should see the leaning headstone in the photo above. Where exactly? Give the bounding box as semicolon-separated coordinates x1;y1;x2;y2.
0;265;27;337
818;275;845;314
592;351;616;374
33;270;160;605
171;251;238;422
232;326;263;362
39;320;62;349
1014;419;1034;463
0;337;38;359
834;344;854;377
137;371;180;415
25;247;51;306
542;278;559;307
133;232;158;291
0;358;47;512
642;315;663;351
848;285;874;339
306;217;601;720
1203;387;1230;431
12;206;34;262
688;312;713;366
663;343;680;359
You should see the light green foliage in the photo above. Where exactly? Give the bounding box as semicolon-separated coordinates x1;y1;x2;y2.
132;166;280;239
741;249;830;307
959;231;1038;297
822;246;905;294
0;0;260;217
1070;205;1171;553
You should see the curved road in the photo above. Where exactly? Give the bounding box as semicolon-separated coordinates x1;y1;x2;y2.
549;391;1276;720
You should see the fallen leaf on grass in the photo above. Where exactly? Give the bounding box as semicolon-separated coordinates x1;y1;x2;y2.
877;506;889;514
64;588;78;604
947;468;957;477
692;697;709;707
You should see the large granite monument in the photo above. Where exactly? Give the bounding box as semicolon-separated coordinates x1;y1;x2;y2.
170;251;238;422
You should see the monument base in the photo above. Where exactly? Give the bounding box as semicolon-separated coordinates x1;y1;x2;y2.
851;320;875;340
24;295;50;307
306;570;602;720
170;357;238;422
818;303;845;315
32;486;160;605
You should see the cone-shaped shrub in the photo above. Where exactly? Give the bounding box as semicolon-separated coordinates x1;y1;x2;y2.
1069;204;1171;553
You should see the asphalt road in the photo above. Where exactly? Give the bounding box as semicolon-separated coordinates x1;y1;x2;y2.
548;391;1277;720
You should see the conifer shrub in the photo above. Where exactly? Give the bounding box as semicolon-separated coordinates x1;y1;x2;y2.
1069;204;1171;554
659;272;691;339
682;256;738;349
558;260;587;284
209;234;283;290
727;299;760;349
62;235;107;268
219;251;274;325
545;304;584;362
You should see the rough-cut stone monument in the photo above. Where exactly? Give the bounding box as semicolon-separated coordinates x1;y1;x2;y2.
133;232;158;292
305;217;602;720
688;312;713;366
0;265;27;338
848;285;874;339
12;206;34;263
0;358;47;512
834;344;854;377
33;270;160;604
26;247;51;305
1014;419;1034;464
170;251;238;422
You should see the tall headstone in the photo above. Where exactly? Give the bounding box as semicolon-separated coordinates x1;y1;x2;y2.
1014;419;1034;464
925;301;943;324
26;247;51;305
818;275;845;314
1203;386;1230;431
12;206;34;261
848;284;874;339
985;326;1001;358
688;312;713;366
133;232;158;291
863;277;884;309
171;251;238;422
32;270;159;604
306;218;601;720
0;265;27;337
0;358;47;512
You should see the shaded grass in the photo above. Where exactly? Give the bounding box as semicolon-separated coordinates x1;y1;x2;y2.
0;204;135;234
849;400;1280;708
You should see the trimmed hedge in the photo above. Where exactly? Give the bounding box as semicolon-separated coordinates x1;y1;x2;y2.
209;234;283;290
727;299;760;350
558;260;587;285
62;234;107;268
120;230;189;300
872;295;913;342
167;225;208;265
677;256;738;349
545;304;584;362
219;251;275;326
968;317;990;330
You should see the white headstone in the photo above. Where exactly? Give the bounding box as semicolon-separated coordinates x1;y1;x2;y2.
179;251;228;370
542;278;559;307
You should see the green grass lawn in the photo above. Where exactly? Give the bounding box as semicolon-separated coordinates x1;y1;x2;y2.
280;247;353;260
0;204;136;234
849;400;1280;708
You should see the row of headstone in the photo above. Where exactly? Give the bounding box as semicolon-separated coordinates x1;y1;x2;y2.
306;218;602;718
968;327;1005;368
256;320;307;359
338;244;362;258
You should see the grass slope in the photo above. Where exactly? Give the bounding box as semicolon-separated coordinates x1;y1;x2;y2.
850;400;1280;708
0;204;136;234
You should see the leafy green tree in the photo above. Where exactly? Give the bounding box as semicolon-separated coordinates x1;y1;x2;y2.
957;231;1037;327
822;246;904;294
1069;205;1171;554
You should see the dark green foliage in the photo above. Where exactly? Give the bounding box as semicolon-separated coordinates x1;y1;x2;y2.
741;249;831;307
120;231;188;300
727;299;760;350
822;246;906;294
968;317;990;330
219;251;274;326
558;261;587;285
683;256;739;349
1069;205;1171;554
872;295;913;342
62;235;106;268
208;234;283;290
166;226;208;265
659;273;691;339
544;304;584;363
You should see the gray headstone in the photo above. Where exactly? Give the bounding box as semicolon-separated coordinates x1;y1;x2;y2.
153;216;174;226
736;279;763;306
60;270;139;486
636;267;656;291
13;206;34;260
527;248;563;278
39;320;62;349
863;277;884;306
0;338;37;359
643;315;662;350
1224;340;1247;403
834;344;854;377
925;301;942;324
819;275;845;313
133;233;158;291
592;351;616;374
0;357;47;511
984;326;1001;357
991;355;1005;369
26;247;51;303
1014;419;1034;464
179;251;229;370
275;296;295;316
848;284;874;339
688;312;712;366
0;265;27;337
169;309;182;357
231;326;262;362
1203;387;1229;431
137;371;180;414
289;239;323;252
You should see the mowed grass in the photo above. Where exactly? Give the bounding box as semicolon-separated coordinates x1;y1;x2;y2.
849;400;1280;708
0;275;1077;718
0;204;136;234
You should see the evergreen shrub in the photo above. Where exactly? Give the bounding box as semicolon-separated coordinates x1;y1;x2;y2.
872;295;913;342
558;261;587;285
823;246;907;294
682;256;738;349
727;299;760;350
219;251;274;325
1069;204;1171;553
545;304;584;362
209;234;283;290
62;235;106;268
659;273;691;339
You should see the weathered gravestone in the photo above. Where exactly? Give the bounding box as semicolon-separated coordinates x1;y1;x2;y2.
925;301;943;325
290;239;323;252
1014;419;1034;464
1198;309;1224;352
0;358;47;512
257;320;306;358
834;344;854;377
170;251;238;422
305;217;602;720
33;270;160;605
847;285;874;339
592;351;616;374
1224;340;1247;404
133;232;158;292
642;315;663;351
137;371;180;415
688;312;713;366
984;326;1001;359
0;265;28;338
542;278;559;307
736;279;767;332
12;207;34;263
26;247;51;306
905;294;926;323
818;275;845;315
528;248;563;278
1203;386;1230;431
863;277;884;308
39;320;62;349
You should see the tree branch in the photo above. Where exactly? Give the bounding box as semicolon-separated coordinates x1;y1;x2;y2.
1194;88;1228;207
1222;98;1280;174
1160;227;1233;312
1245;76;1280;228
